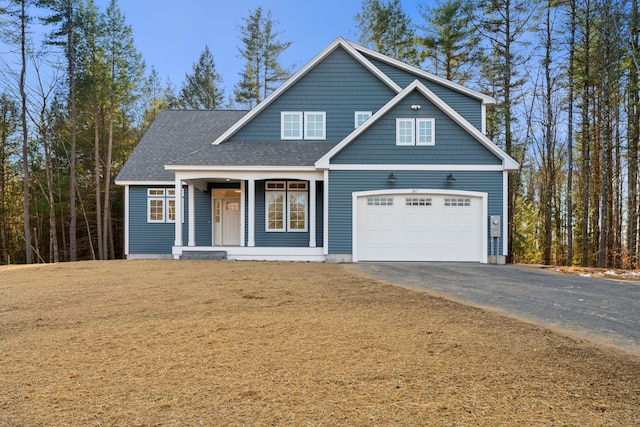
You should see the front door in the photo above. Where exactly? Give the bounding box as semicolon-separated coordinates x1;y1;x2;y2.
213;191;241;246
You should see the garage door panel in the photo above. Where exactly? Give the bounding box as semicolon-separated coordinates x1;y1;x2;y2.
357;193;483;262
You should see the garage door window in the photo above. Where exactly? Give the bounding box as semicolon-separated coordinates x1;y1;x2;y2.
367;197;394;206
406;197;432;206
445;198;471;207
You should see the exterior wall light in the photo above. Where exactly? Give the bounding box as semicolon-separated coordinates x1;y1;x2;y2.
411;104;421;110
446;173;456;182
387;173;397;182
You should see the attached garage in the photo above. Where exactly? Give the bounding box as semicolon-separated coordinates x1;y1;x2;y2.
353;190;487;262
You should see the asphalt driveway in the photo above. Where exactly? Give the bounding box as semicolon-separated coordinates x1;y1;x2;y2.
347;262;640;355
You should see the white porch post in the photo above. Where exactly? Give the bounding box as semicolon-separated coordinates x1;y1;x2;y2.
174;175;183;247
240;180;246;247
309;178;316;247
323;170;329;254
188;182;196;247
248;178;255;247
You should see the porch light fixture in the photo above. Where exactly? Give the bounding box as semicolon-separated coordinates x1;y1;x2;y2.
387;173;397;183
446;173;456;182
411;104;421;110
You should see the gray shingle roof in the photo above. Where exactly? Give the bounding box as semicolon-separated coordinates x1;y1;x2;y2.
168;141;338;167
116;109;339;183
116;110;248;182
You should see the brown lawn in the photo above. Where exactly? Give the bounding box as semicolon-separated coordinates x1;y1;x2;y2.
0;260;638;426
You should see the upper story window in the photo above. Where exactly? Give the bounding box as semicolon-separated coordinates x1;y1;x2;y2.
304;112;326;139
281;111;326;140
355;111;372;128
281;112;303;140
396;118;436;146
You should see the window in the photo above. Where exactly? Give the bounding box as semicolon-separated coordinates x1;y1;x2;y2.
265;181;308;232
266;192;285;231
397;118;436;146
304;112;326;140
396;119;415;145
355;111;372;128
406;197;432;206
417;118;435;146
147;188;178;223
281;111;326;140
367;197;394;206
281;112;303;140
445;198;471;207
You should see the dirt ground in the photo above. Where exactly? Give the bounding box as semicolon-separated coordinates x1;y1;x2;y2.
0;261;638;426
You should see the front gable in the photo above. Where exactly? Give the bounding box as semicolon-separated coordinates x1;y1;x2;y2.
231;46;397;143
317;81;518;170
329;90;501;165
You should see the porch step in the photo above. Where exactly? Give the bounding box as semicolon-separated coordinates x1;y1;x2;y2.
181;250;228;261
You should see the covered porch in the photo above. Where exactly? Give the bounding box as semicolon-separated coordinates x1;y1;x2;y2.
169;168;327;261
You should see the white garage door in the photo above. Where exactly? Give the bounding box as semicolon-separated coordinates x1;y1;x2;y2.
356;193;484;262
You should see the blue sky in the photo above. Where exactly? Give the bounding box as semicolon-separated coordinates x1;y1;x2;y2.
95;0;427;97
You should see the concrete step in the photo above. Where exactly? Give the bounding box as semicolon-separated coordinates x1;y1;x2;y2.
181;251;227;260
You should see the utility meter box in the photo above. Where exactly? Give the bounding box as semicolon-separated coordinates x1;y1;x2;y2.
490;216;501;238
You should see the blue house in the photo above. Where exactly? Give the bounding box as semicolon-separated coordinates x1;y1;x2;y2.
115;38;518;263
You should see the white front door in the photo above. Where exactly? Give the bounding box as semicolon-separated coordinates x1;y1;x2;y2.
213;192;241;246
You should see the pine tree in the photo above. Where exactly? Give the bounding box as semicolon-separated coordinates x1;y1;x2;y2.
356;0;420;65
234;7;291;108
418;0;480;83
179;45;224;110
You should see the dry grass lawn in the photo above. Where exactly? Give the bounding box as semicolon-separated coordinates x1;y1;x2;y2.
0;260;638;426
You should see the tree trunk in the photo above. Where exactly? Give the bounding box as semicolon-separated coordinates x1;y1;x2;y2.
19;0;32;264
68;1;77;262
94;109;103;260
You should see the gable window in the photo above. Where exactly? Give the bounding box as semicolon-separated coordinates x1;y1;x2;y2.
355;111;372;128
304;112;326;139
281;112;303;140
396;118;436;146
417;118;435;146
281;111;326;140
147;188;178;223
396;119;415;145
265;181;308;232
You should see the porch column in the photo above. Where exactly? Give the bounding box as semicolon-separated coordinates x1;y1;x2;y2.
309;178;316;247
188;182;196;247
247;178;255;247
174;175;183;247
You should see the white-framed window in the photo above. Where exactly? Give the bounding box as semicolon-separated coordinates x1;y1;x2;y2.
417;118;435;146
355;111;372;128
147;188;178;223
396;119;415;145
304;112;326;140
367;197;394;206
265;181;308;232
281;112;303;140
445;198;471;207
397;118;436;146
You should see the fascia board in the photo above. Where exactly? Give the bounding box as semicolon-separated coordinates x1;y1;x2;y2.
212;37;401;146
347;40;495;105
115;180;174;186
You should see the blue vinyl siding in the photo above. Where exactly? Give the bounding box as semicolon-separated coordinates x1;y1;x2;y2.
232;47;395;142
327;170;504;255
332;91;501;165
367;57;483;131
128;185;188;255
194;188;212;246
253;180;324;247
